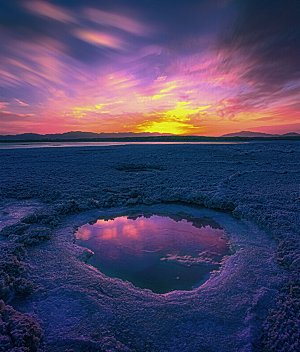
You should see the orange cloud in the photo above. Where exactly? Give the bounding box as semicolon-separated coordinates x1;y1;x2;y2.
73;29;123;49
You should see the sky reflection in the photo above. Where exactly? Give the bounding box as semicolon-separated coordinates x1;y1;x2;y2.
76;214;230;293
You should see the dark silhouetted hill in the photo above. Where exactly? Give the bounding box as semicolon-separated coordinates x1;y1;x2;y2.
221;131;275;137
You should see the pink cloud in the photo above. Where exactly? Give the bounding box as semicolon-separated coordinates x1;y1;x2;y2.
15;99;29;107
0;101;8;110
23;0;75;23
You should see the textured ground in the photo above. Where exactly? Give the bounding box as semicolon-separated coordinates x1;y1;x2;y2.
0;142;299;352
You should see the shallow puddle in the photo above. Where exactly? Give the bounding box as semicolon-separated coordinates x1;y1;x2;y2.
75;214;231;293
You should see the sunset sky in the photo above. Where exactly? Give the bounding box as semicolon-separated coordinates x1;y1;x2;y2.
0;0;299;136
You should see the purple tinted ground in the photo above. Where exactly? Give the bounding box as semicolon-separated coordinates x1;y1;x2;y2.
0;141;299;352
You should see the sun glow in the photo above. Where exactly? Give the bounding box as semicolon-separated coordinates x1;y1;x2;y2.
136;102;210;134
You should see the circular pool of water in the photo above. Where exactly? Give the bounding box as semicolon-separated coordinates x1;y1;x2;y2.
75;211;232;293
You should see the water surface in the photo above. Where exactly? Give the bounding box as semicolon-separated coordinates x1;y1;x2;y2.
0;141;242;149
75;214;231;293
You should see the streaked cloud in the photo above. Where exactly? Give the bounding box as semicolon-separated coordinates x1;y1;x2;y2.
14;99;29;107
73;29;123;49
23;0;75;23
84;8;150;36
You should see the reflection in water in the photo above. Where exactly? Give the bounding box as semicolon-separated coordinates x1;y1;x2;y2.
0;141;243;150
75;214;231;293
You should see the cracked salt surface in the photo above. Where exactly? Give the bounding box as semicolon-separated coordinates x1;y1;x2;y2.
1;142;297;352
0;200;41;231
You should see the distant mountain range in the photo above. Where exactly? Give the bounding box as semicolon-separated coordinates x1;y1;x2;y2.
0;130;299;141
0;131;170;141
221;131;300;138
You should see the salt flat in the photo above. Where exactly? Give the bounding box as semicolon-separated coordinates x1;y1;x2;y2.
0;142;299;352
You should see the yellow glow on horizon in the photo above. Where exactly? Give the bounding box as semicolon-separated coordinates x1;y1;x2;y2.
136;102;210;134
137;120;195;134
